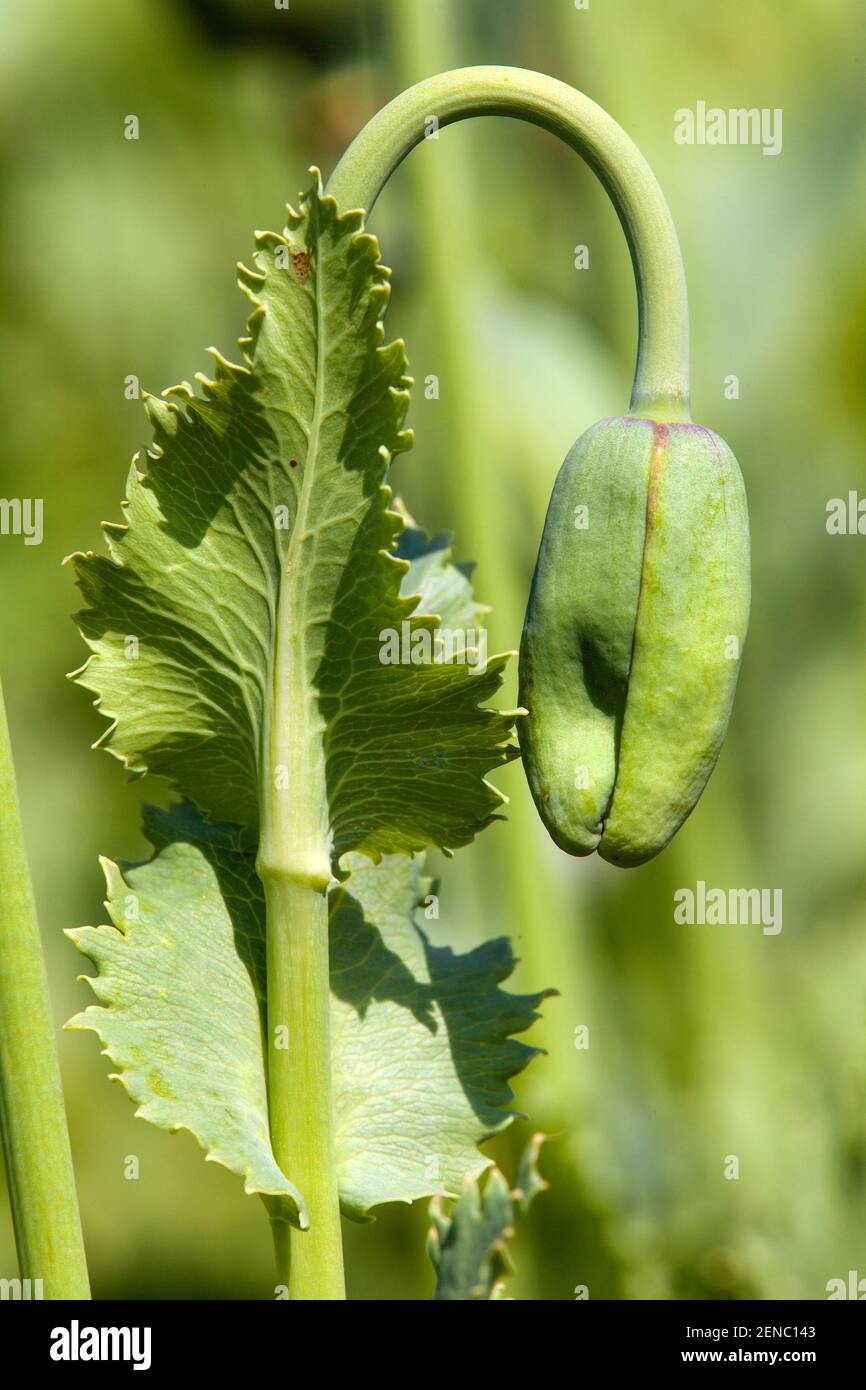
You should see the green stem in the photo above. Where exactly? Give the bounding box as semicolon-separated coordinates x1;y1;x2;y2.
327;65;691;421
0;676;90;1299
261;875;344;1299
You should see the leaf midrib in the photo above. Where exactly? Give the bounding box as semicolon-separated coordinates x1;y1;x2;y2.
258;235;332;890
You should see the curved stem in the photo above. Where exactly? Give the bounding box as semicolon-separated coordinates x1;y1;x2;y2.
327;65;690;421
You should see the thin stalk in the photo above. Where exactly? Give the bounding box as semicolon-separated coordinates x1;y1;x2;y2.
0;676;90;1299
327;65;691;421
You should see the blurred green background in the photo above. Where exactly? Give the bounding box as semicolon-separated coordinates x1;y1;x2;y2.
1;0;865;1300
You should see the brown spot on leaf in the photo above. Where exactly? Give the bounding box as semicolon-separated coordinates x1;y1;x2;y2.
291;248;313;282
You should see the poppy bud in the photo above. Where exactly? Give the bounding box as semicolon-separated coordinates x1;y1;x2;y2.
519;415;750;867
